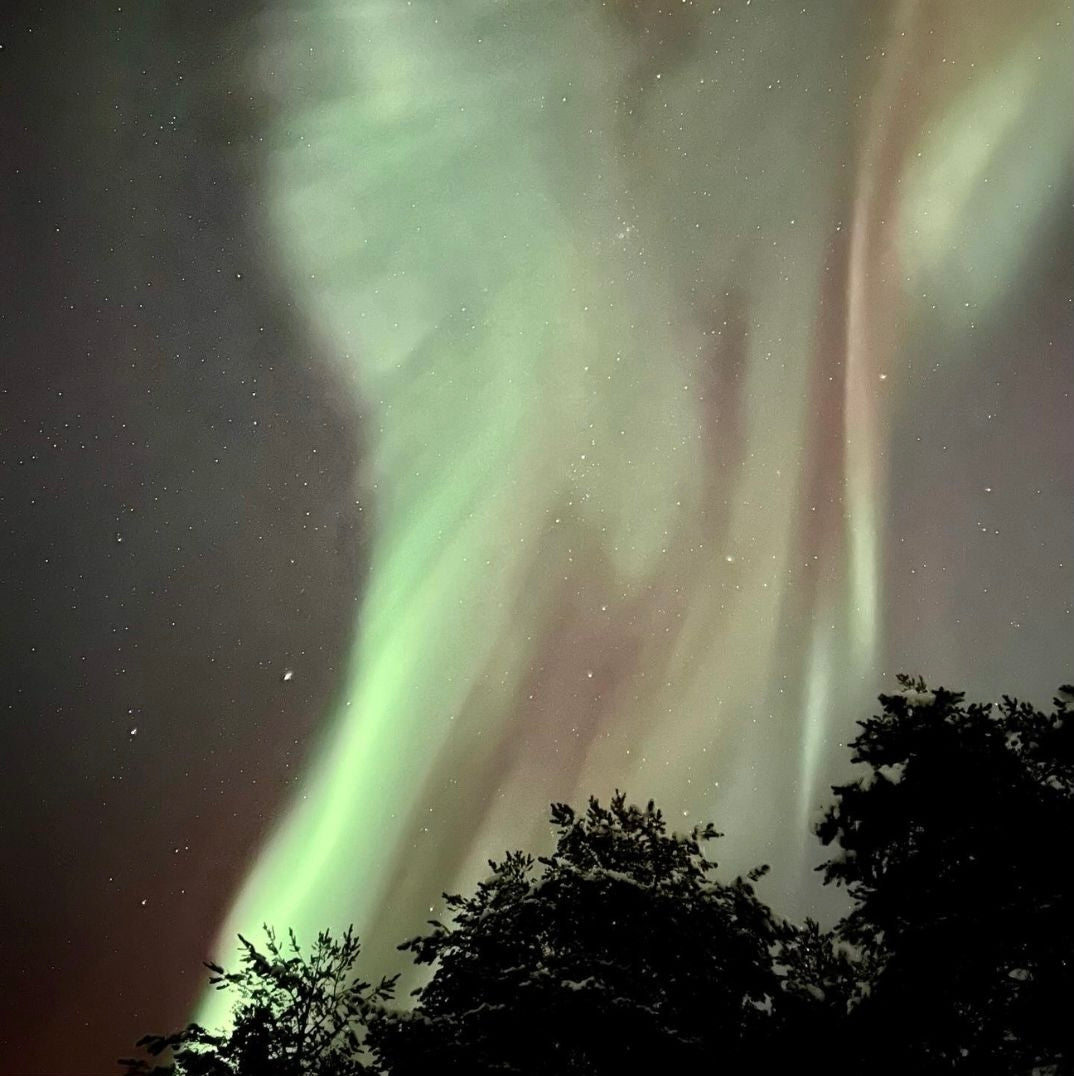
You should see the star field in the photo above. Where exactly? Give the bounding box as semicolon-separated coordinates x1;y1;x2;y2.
1;2;1070;1072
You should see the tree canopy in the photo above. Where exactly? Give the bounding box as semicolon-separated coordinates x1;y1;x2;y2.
122;679;1073;1076
121;927;395;1076
370;793;778;1074
817;675;1074;1074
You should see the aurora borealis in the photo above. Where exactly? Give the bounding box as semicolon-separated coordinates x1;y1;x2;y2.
3;1;1071;1072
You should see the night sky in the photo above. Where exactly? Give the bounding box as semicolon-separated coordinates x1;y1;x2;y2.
2;2;1071;1073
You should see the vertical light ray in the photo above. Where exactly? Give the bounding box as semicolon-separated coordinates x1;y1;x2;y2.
800;623;833;830
842;0;917;680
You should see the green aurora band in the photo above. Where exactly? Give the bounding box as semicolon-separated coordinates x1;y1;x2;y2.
202;0;1070;1020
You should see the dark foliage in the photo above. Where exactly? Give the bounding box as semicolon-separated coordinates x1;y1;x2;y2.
817;676;1074;1074
122;678;1074;1076
369;792;779;1075
119;926;395;1076
766;917;861;1069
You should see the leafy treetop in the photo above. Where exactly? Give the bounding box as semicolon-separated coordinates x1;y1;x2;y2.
121;926;395;1076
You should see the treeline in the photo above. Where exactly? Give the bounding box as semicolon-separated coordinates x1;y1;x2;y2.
123;677;1074;1075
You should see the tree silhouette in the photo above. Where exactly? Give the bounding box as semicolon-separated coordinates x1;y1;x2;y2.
370;792;779;1075
766;916;861;1070
121;679;1073;1075
817;676;1074;1074
120;926;395;1076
